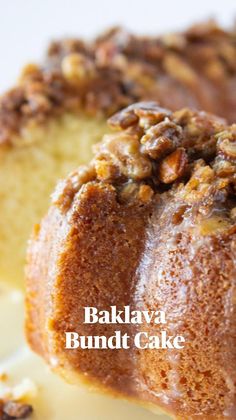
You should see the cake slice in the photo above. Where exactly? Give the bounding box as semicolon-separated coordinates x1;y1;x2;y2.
0;21;236;286
26;102;236;419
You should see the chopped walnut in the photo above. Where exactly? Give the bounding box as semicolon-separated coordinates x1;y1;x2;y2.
19;64;41;84
118;182;139;203
94;158;119;182
203;59;226;81
230;208;236;221
176;160;226;204
53;101;236;211
100;103;234;202
158;148;188;183
0;400;33;419
141;119;182;159
217;134;236;161
95;132;152;181
213;157;236;178
118;182;153;204
108;102;170;130
163;53;198;86
138;185;154;203
0;22;235;144
61;53;95;84
22;93;51;115
161;33;187;50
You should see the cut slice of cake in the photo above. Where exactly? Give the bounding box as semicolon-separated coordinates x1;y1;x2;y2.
0;20;236;286
26;102;236;419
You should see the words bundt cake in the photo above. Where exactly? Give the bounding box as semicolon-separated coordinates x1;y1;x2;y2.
26;102;236;419
0;21;236;286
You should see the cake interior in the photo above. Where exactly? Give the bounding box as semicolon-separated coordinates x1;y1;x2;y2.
0;114;107;287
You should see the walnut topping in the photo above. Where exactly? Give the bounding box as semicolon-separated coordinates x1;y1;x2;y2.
94;157;120;182
137;185;154;203
0;21;235;144
55;102;236;210
217;128;236;161
61;53;95;84
158;148;188;184
214;158;235;177
219;139;236;160
163;53;198;86
141;119;182;159
118;182;139;203
161;33;187;50
94;132;152;180
19;64;41;84
108;102;171;130
118;182;154;204
0;400;33;419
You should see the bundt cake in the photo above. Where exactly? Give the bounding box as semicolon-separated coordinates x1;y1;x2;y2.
26;102;236;419
0;20;236;286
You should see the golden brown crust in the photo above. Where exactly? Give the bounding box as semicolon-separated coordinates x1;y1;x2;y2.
1;20;236;145
26;103;236;418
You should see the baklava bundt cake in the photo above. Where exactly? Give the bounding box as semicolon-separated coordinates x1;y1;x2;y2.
26;102;236;419
0;21;236;286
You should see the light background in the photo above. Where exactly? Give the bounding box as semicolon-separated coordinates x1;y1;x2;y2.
0;2;235;419
0;0;235;93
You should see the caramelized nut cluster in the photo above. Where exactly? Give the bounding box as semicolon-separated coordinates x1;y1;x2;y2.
53;102;235;211
62;101;235;209
0;399;33;419
0;21;236;145
61;53;96;84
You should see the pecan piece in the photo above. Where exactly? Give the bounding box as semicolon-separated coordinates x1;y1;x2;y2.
108;107;139;130
3;401;33;419
94;158;119;182
95;133;152;181
158;148;188;184
141;119;182;159
213;157;235;178
19;63;41;84
163;53;198;86
119;182;139;203
217;137;236;161
108;102;170;130
61;53;95;84
118;182;154;204
161;33;187;50
138;184;154;203
230;207;236;221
